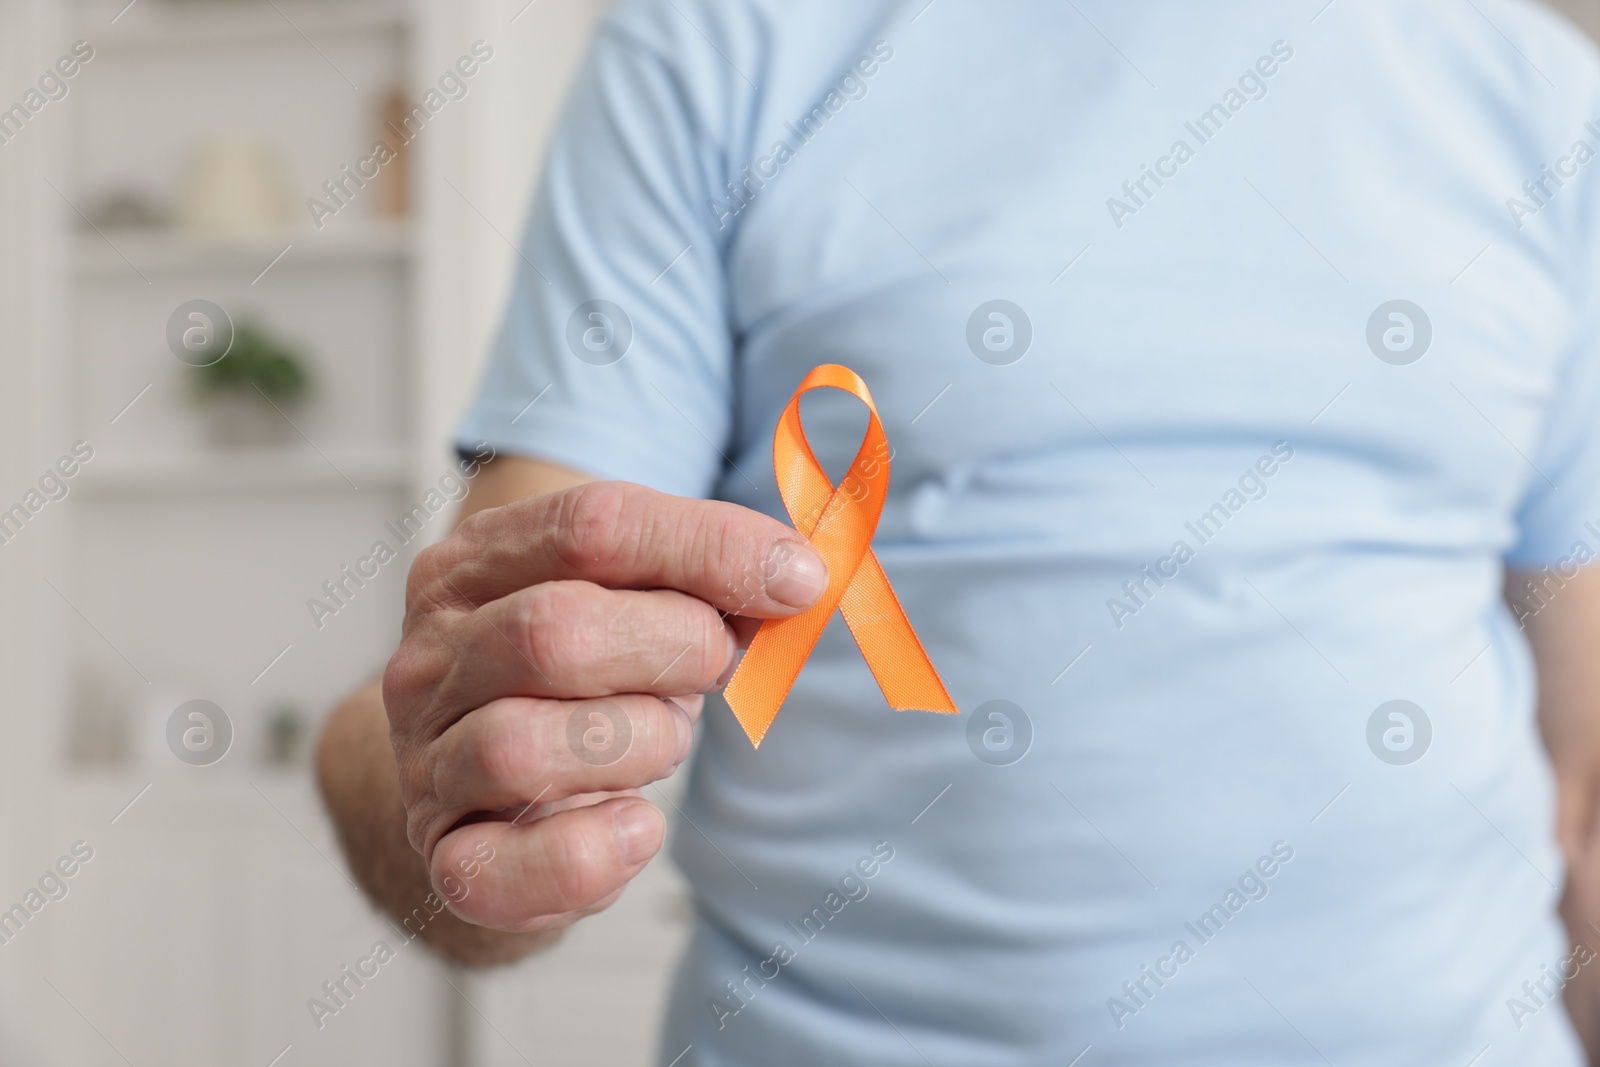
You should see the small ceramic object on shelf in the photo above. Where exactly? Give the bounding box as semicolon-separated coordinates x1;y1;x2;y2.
66;664;132;767
83;188;169;230
177;133;291;239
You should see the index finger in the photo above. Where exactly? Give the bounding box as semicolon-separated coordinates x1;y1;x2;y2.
415;481;827;617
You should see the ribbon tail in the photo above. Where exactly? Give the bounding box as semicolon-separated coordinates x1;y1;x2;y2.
722;604;834;747
837;550;958;714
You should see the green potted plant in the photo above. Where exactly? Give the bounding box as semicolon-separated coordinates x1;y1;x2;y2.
188;320;312;447
263;703;307;766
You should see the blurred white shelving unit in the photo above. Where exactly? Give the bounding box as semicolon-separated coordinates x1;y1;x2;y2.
78;445;414;494
72;220;412;276
6;1;684;1066
32;2;452;1066
86;0;411;49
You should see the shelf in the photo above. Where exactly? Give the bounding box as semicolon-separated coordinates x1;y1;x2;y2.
51;768;328;841
78;445;413;494
78;0;410;52
58;763;312;795
74;220;412;278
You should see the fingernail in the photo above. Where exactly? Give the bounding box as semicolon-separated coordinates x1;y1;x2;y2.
614;803;661;865
665;698;693;763
764;540;828;608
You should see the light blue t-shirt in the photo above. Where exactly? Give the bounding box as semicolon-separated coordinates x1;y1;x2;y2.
457;1;1600;1063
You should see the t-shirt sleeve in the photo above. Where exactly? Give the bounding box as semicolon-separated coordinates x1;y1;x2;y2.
454;14;737;499
1506;292;1600;569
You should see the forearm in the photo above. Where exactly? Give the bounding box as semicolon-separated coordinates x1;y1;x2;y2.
1552;745;1600;1061
315;679;561;966
1552;759;1600;1067
1512;565;1600;1059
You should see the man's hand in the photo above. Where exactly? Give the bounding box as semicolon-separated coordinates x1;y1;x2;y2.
381;480;826;936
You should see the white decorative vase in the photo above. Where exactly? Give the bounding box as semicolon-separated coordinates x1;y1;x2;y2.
202;391;296;448
178;134;291;238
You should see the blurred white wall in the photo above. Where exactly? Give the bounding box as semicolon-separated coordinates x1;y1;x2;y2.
0;0;70;1060
414;0;612;472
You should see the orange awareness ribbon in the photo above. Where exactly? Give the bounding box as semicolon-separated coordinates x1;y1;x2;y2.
722;364;958;747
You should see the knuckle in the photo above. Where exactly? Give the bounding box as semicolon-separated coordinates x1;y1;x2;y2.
428;847;475;910
406;539;442;591
381;647;433;738
382;632;456;733
381;644;424;707
552;482;633;574
694;505;767;605
642;702;681;769
432;833;481;883
404;540;452;611
468;713;540;789
452;503;493;544
405;522;485;618
517;584;598;678
705;508;744;569
404;807;436;860
679;507;722;581
545;821;613;909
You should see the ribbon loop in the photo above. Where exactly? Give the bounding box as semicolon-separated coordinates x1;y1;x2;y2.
723;364;958;747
